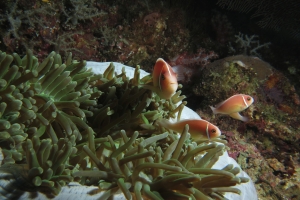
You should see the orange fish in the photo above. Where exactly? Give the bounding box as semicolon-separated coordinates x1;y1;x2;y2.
210;94;254;122
156;119;221;141
143;58;178;99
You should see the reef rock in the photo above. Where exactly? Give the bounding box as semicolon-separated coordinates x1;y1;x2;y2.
191;55;300;200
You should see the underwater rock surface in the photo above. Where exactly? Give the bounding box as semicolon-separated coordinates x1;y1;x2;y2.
190;55;300;199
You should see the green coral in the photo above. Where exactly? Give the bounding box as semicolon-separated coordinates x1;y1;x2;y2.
0;50;249;199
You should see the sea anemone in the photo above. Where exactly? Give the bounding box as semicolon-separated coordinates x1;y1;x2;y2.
0;50;250;199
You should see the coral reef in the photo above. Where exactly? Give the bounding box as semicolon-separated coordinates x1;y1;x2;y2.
210;13;234;45
217;0;300;41
190;55;300;200
62;0;103;25
0;51;250;199
0;0;191;70
228;33;271;58
167;48;218;83
1;1;298;199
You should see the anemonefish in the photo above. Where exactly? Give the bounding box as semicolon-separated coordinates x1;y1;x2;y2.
156;119;221;141
143;58;178;99
210;94;254;122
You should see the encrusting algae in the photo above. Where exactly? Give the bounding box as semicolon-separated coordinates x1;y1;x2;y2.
0;50;249;199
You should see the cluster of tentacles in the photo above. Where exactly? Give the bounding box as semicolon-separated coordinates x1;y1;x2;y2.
0;50;248;199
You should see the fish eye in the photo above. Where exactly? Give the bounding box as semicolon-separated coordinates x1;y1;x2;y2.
211;129;216;133
161;74;165;80
247;97;251;101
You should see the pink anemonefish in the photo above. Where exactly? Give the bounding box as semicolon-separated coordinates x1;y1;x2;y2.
156;119;221;141
143;58;178;99
210;94;254;122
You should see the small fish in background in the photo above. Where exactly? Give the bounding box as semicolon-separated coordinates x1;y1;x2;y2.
210;94;254;122
156;119;221;141
142;58;178;99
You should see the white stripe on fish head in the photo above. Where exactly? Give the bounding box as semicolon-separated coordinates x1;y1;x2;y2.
165;62;173;76
158;65;164;91
158;61;173;91
242;95;249;108
206;122;210;140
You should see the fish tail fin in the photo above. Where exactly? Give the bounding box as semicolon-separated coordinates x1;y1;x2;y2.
229;112;249;122
209;106;217;114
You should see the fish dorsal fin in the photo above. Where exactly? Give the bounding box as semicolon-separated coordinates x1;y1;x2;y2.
214;94;238;108
215;99;227;108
